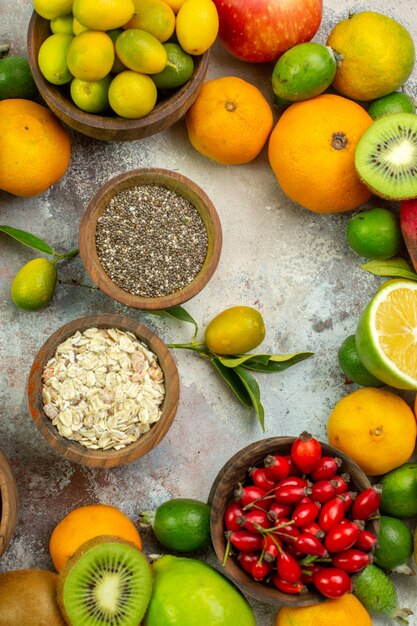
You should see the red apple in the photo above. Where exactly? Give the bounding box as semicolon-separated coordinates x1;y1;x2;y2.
212;0;323;63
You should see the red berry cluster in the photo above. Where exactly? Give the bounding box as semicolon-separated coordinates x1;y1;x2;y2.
222;432;380;599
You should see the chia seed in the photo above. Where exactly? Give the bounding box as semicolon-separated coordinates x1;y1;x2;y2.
95;184;209;298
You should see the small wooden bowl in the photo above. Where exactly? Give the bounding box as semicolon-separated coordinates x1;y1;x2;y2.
209;436;379;608
26;12;210;141
0;448;18;558
27;314;180;468
79;168;222;310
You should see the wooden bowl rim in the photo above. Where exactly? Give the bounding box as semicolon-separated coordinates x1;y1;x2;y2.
26;12;210;140
208;436;379;608
0;448;18;557
27;314;180;468
79;168;222;310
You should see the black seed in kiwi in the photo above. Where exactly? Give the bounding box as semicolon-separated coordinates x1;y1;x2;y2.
355;112;417;200
57;535;152;626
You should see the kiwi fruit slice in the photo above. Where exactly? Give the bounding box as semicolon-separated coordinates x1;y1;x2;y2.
57;535;152;626
355;112;417;200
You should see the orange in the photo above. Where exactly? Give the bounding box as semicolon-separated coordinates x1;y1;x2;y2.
49;503;142;571
327;387;416;476
185;76;273;165
0;99;71;197
268;94;373;213
275;594;372;626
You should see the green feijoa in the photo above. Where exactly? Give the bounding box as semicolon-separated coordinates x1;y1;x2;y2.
152;43;194;89
0;55;37;100
374;515;413;572
368;91;416;120
380;463;417;518
353;564;412;622
338;334;384;387
272;42;336;102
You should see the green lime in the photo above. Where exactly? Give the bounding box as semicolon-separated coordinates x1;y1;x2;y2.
147;498;211;552
115;28;167;74
144;555;256;626
11;258;57;311
152;43;194;89
380;463;417;518
272;42;336;102
338;334;384;387
50;14;74;35
374;515;413;571
347;208;402;259
70;75;111;113
0;55;37;100
38;33;73;85
368;91;416;120
353;564;412;622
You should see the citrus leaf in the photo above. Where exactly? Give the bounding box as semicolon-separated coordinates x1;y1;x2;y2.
234;365;265;431
211;358;252;407
0;225;55;255
149;306;199;341
242;352;314;372
361;257;417;281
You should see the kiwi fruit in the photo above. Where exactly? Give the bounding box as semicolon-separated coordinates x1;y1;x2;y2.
57;535;152;626
0;569;65;625
355;112;417;200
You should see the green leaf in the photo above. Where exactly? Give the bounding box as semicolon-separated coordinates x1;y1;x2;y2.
149;306;199;342
218;352;314;372
361;257;417;281
0;225;55;255
211;358;252;407
234;365;265;431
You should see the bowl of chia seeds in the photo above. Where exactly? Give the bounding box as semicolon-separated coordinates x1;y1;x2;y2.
79;168;222;310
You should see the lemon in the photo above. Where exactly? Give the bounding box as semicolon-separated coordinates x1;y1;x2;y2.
34;0;74;20
108;71;157;118
70;76;111;113
72;0;135;30
124;0;175;43
38;34;73;85
176;0;219;55
205;306;265;355
356;280;417;389
11;258;57;311
115;29;167;74
66;31;114;81
50;14;74;35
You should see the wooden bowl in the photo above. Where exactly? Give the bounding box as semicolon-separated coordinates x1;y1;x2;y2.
26;12;210;141
208;436;379;607
0;448;18;557
79;168;222;310
27;314;180;468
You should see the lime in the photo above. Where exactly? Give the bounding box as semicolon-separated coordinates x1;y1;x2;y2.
124;0;176;42
145;498;211;552
152;43;194;89
368;91;416;120
115;29;168;74
108;70;157;118
34;0;73;20
66;31;114;81
355;280;417;389
272;43;337;102
205;306;265;356
347;208;402;259
144;555;256;626
50;14;74;35
380;463;417;518
338;334;384;387
38;33;73;85
70;75;111;113
0;55;37;100
11;258;57;311
353;564;412;622
374;516;413;572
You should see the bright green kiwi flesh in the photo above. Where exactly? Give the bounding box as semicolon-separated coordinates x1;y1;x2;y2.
58;536;152;626
355;112;417;200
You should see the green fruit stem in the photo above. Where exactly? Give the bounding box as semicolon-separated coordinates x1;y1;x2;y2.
137;511;156;528
52;247;79;263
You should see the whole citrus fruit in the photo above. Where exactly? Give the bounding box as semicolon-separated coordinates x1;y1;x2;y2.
49;503;142;571
186;76;273;165
327;387;416;475
11;258;57;311
205;305;265;355
175;0;219;55
327;11;415;101
108;71;157;118
347;208;402;259
123;0;176;42
72;0;135;30
0;55;37;100
337;334;383;387
367;91;416;120
66;31;115;81
34;0;74;20
115;29;167;74
373;515;413;571
0;99;71;197
38;33;73;85
275;594;372;626
380;463;417;518
268;94;373;213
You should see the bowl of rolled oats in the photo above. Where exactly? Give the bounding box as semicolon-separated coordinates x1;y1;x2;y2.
27;314;180;467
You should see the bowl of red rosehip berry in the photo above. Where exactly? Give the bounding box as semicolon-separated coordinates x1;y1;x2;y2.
209;433;380;607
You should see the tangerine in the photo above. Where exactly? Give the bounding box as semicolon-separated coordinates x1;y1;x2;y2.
275;594;372;626
268;94;373;213
0;99;71;197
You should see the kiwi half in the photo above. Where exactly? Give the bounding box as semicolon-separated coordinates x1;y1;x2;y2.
355;112;417;200
57;535;152;626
